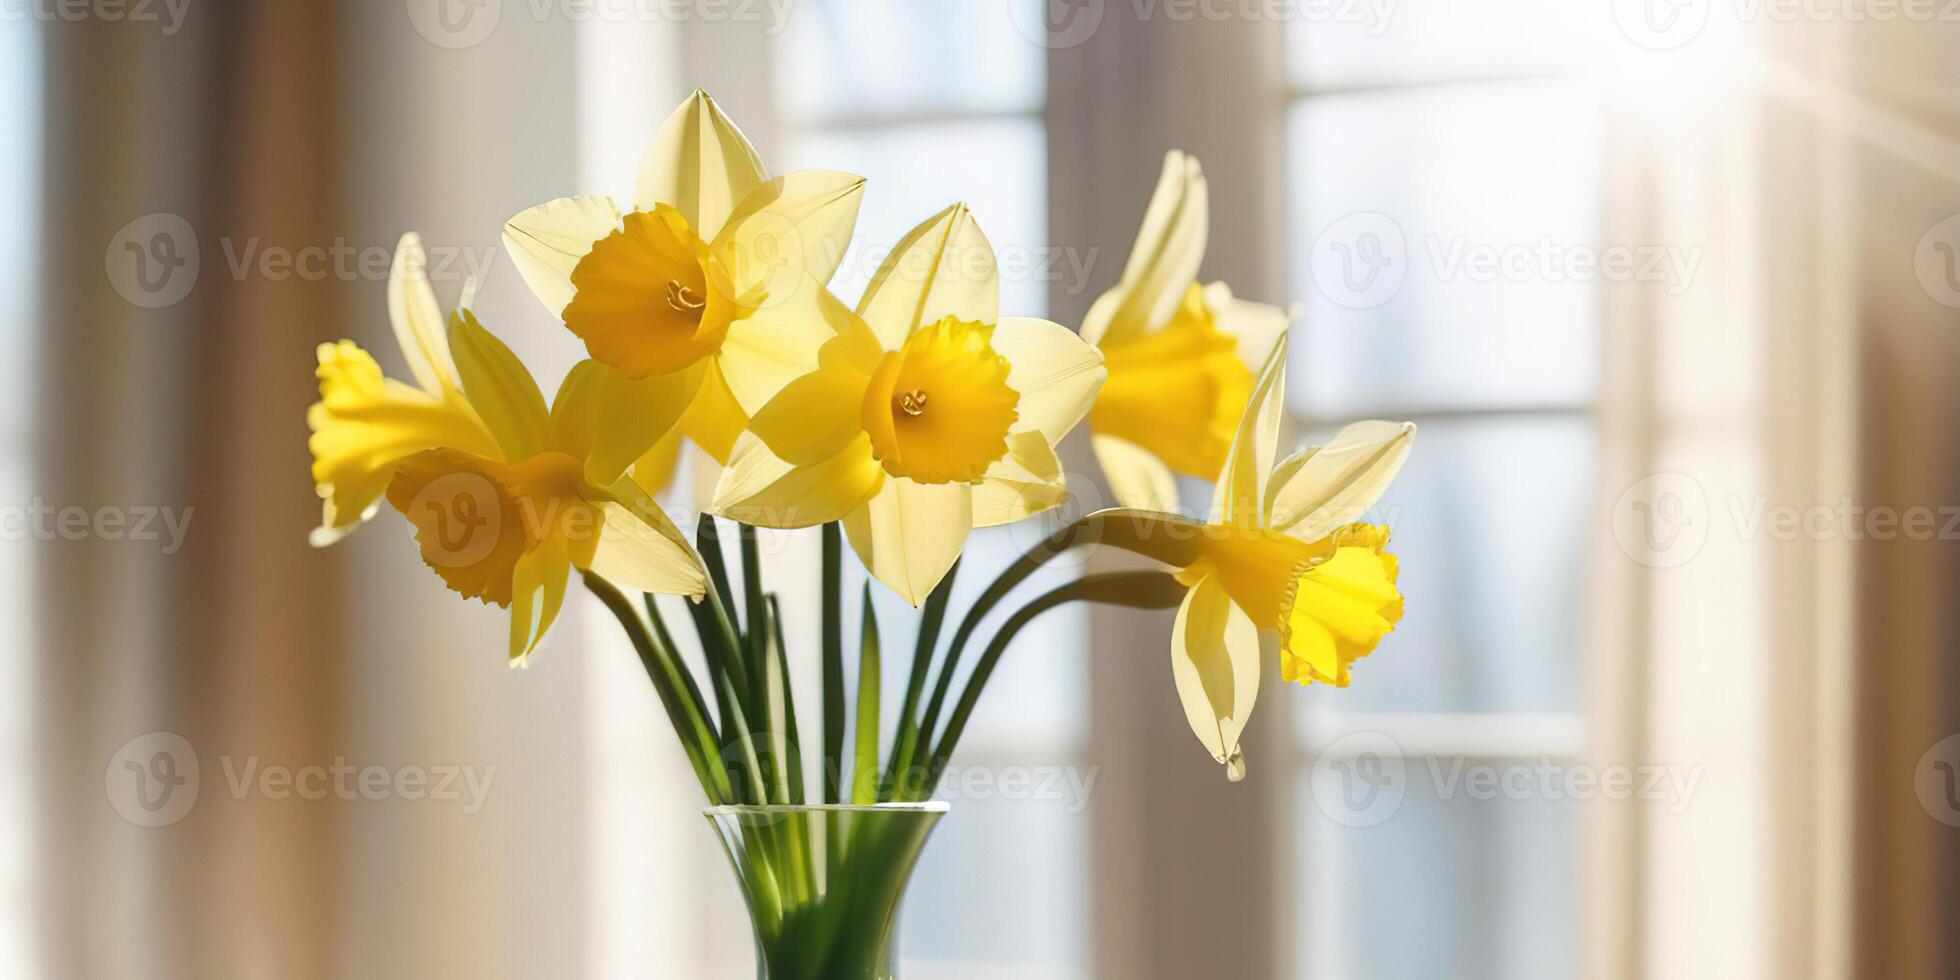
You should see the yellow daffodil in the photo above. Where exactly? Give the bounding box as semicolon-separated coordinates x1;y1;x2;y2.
1082;336;1413;779
711;204;1107;605
307;233;502;546
502;89;867;483
1083;150;1292;513
308;243;706;662
392;315;707;662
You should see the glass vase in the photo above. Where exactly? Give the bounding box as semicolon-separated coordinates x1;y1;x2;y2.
706;802;948;980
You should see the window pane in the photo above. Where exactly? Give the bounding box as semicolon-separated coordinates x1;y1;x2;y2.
1287;0;1599;91
785;118;1049;318
902;786;1089;976
776;0;1045;122
1287;82;1600;415
1296;761;1577;980
1299;415;1592;716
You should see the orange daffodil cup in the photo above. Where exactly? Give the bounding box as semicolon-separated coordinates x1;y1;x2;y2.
710;204;1107;605
1085;151;1293;512
502;90;867;487
307;234;706;662
1075;337;1414;779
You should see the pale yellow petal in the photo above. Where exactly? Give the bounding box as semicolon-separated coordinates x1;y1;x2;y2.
745;346;873;466
1087;151;1207;348
1269;420;1416;542
1168;573;1258;781
717;275;861;416
635;89;767;241
1204;281;1291;372
856;203;998;349
842;477;973;606
584;480;708;597
972;430;1068;528
388;232;458;394
502;194;624;316
713;169;865;295
546;359;706;487
991;316;1106;444
1090;434;1180;514
680;364;749;463
448;309;549;462
1211;333;1287;527
508;539;572;663
712;430;884;529
631;426;686;496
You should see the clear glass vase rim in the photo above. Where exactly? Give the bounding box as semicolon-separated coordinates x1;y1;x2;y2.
703;801;950;815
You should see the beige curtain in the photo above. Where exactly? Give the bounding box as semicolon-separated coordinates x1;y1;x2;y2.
35;7;595;978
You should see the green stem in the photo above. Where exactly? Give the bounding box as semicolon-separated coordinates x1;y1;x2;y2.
919;572;1187;796
821;523;846;804
906;523;1090;797
766;595;807;805
884;560;958;800
581;571;731;804
851;584;883;805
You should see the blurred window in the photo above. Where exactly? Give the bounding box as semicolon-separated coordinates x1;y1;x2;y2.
1286;15;1598;980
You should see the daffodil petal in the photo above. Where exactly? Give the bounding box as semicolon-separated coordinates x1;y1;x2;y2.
388;233;458;394
857;203;997;349
1212;333;1287;526
717;274;859;416
714;169;865;294
680;364;749;463
636;89;766;241
1169;573;1258;781
713;430;884;529
307;341;499;545
991;316;1106;443
1086;151;1207;348
585;480;708;597
546;359;706;487
508;540;572;663
502;194;624;317
843;476;973;606
1204;281;1291;372
631;426;686;497
1269;420;1416;542
746;348;873;466
972;430;1067;528
1091;434;1180;514
448;309;549;462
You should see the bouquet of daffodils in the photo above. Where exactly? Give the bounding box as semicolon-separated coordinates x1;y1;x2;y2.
307;91;1410;817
